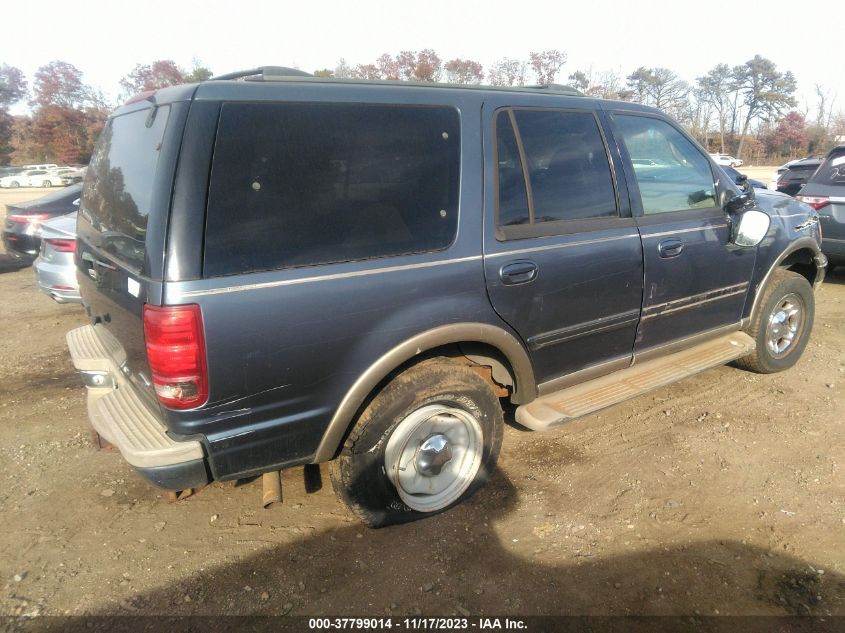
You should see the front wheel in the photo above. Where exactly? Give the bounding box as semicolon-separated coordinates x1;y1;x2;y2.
329;359;504;528
735;269;814;374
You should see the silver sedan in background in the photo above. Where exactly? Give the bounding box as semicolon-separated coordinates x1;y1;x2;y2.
33;211;81;304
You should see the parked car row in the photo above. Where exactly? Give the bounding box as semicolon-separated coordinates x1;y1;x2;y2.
0;165;86;188
2;183;82;303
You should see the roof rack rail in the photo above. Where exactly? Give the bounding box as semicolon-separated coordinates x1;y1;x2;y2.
211;66;313;81
524;83;584;96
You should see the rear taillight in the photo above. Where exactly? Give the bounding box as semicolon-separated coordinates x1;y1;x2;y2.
46;238;76;252
8;213;49;224
797;195;831;210
143;304;208;410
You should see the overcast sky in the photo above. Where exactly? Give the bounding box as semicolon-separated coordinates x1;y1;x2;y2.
2;0;839;117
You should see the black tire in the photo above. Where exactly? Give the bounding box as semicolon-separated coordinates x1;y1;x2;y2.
9;180;19;188
42;180;51;188
735;269;814;374
329;358;504;528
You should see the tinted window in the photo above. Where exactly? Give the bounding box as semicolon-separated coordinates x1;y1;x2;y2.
514;110;617;223
494;108;617;236
810;150;845;185
81;106;171;270
495;111;530;227
615;115;716;215
204;103;460;276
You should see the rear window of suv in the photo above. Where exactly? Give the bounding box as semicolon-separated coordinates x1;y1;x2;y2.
204;102;461;277
80;106;171;271
810;150;845;185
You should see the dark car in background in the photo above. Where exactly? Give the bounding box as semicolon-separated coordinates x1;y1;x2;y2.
721;165;766;190
2;184;81;259
776;158;823;196
798;145;845;268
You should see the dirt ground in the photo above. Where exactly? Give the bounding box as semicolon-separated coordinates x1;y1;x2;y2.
0;182;843;620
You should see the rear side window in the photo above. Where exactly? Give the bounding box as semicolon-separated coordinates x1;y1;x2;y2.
204;103;460;277
494;108;618;239
81;106;171;271
809;151;845;185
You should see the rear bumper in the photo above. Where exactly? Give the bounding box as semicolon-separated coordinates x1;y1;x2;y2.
2;230;38;259
33;257;82;303
66;324;209;490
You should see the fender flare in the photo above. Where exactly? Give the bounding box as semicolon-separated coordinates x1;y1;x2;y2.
749;237;823;322
312;322;536;462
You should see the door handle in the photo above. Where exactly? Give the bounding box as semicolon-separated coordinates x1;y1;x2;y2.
500;261;538;285
657;239;684;258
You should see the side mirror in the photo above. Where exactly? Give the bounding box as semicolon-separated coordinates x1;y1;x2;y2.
732;210;771;247
724;187;755;214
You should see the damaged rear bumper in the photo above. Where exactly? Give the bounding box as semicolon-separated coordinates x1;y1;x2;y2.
66;324;209;491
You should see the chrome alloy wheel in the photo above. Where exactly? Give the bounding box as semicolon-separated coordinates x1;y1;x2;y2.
384;404;483;512
766;293;804;357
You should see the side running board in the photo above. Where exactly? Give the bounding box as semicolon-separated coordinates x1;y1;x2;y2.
515;332;755;431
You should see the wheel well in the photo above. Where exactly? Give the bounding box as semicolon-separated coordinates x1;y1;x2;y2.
367;342;515;400
780;248;820;286
317;341;520;463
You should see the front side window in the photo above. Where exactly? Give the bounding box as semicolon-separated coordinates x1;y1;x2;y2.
204;103;460;277
494;108;618;238
614;114;716;215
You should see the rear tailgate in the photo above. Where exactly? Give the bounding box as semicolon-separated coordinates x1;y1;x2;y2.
76;102;182;411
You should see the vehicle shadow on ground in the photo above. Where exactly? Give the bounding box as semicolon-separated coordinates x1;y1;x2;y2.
60;473;843;627
0;253;29;274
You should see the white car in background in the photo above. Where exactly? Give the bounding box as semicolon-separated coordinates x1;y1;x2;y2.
26;171;65;188
710;153;743;168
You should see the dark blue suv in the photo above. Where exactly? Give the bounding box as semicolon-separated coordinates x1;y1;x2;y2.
66;69;827;527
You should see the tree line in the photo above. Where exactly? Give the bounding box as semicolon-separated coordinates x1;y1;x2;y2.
1;52;842;166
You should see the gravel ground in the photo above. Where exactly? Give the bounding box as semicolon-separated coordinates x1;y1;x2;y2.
0;184;842;619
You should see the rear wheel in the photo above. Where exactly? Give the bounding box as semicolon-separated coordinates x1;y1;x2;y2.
9;180;19;188
736;269;814;373
42;180;51;188
329;359;504;528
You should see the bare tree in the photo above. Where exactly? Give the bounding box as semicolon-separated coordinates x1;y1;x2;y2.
697;64;735;153
334;58;352;79
488;58;527;87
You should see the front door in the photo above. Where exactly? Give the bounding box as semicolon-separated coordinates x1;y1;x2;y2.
609;112;756;353
482;102;644;384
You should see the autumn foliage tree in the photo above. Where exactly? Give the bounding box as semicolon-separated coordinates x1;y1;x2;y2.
0;64;27;164
119;59;213;98
763;111;809;159
11;61;108;164
529;50;566;84
444;59;484;85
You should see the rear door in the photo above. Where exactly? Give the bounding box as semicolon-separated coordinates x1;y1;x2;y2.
609;112;756;354
482;100;644;385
